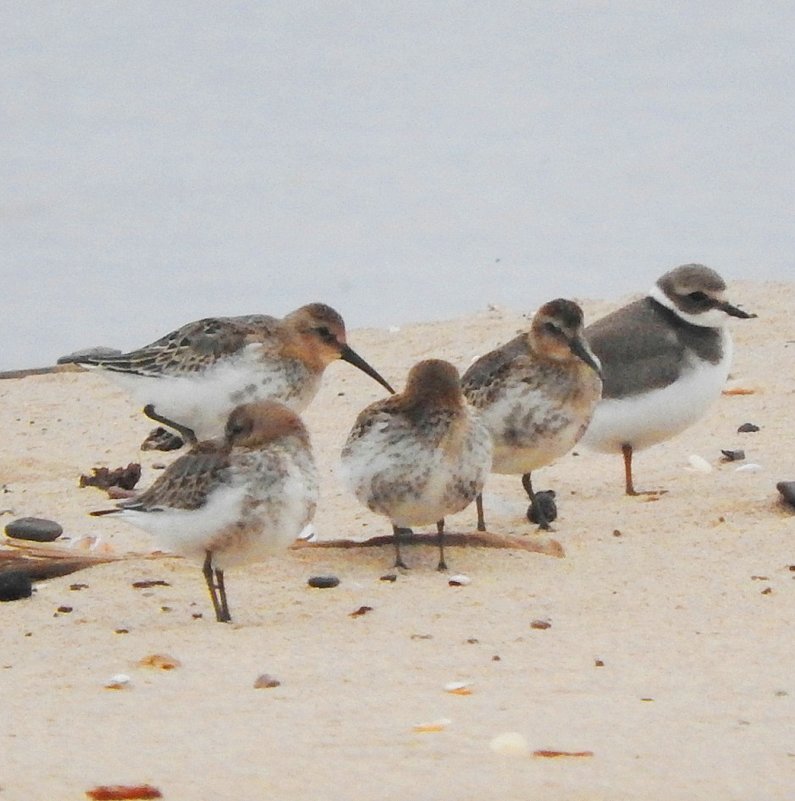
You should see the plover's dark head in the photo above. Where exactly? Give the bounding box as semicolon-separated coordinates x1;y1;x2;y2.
531;299;602;376
402;358;464;409
651;264;755;327
225;400;310;449
283;303;394;394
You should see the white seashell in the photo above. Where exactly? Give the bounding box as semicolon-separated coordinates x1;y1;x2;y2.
686;454;713;473
444;681;473;695
295;524;316;542
105;673;131;689
735;463;762;473
448;574;471;587
490;732;530;756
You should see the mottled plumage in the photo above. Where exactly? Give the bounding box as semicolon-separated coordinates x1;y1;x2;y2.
341;359;492;570
581;264;755;495
462;299;602;530
92;400;318;622
72;304;394;442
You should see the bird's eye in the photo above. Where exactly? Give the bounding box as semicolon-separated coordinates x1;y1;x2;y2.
542;321;560;336
688;291;709;303
314;325;336;342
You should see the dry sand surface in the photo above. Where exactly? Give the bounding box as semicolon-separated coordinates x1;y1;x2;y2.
0;281;793;801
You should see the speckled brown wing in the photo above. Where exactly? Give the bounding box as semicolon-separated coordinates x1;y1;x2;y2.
123;441;232;511
461;333;529;408
74;315;281;377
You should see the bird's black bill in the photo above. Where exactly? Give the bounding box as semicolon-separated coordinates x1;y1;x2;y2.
339;345;395;394
717;300;756;319
569;337;602;377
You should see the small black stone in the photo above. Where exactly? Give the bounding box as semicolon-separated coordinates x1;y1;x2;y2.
776;481;795;509
0;572;33;602
527;490;558;525
721;449;746;461
737;422;760;433
4;517;63;542
307;575;340;589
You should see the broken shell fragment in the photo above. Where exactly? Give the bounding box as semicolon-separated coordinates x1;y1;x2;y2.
105;673;131;689
489;732;529;756
412;717;451;733
448;574;471;587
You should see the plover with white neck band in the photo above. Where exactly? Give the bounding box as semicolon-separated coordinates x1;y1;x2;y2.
580;264;755;495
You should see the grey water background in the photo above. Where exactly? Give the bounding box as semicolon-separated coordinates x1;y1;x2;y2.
1;1;792;371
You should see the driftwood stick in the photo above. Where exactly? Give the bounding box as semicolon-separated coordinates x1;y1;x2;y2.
292;531;565;558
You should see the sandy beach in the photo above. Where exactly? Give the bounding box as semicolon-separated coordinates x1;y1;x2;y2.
0;281;792;801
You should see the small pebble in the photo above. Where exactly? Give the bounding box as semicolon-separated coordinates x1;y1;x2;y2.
737;422;760;433
307;575;340;589
776;481;795;508
720;449;745;462
379;573;398;582
253;673;281;689
56;605;73;614
4;517;63;542
349;605;373;617
57;346;121;363
448;574;471;587
530;618;552;630
0;571;33;602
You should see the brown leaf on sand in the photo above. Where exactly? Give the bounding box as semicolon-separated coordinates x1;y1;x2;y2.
85;785;162;800
293;531;564;558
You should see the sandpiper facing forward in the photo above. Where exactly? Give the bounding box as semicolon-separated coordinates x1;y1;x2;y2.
340;359;492;571
462;299;602;530
92;400;318;622
581;263;755;495
72;304;394;443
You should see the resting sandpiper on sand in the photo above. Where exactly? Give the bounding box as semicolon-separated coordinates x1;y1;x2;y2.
580;263;755;495
462;299;602;531
340;359;492;571
92;400;318;622
72;304;394;443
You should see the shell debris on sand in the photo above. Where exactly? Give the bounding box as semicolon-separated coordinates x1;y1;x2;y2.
412;718;452;733
489;732;530;756
444;681;473;695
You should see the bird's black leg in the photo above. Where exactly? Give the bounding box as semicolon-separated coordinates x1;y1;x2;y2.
143;404;198;445
391;525;410;569
215;568;231;623
475;493;486;532
202;551;229;623
436;519;447;572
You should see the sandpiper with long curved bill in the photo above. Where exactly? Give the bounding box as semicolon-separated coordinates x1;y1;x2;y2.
91;400;318;622
462;299;602;530
71;303;395;444
341;359;492;571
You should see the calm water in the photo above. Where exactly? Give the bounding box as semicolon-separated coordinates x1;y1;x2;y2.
1;2;792;370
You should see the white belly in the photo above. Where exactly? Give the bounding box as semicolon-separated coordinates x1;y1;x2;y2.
581;348;730;454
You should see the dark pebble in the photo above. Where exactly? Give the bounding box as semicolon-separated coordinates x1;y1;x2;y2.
776;481;795;508
4;517;63;542
720;449;746;461
530;618;552;630
57;346;122;364
527;490;557;525
737;423;760;433
307;575;340;589
379;573;398;582
0;571;33;602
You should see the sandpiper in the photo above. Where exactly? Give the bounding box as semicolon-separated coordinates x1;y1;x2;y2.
340;359;492;571
72;304;394;442
580;263;755;495
462;299;602;530
92;400;318;622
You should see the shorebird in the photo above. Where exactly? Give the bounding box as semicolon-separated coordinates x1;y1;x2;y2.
340;359;492;571
580;263;755;495
72;304;394;443
92;400;318;622
462;299;602;530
